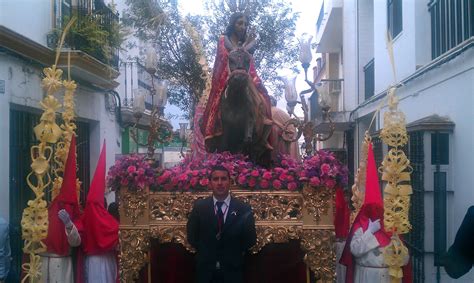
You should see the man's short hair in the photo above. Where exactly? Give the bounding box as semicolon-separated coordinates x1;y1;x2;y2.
209;165;230;179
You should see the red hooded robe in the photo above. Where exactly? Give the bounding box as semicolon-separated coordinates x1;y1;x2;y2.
43;135;82;256
340;143;412;283
81;141;119;255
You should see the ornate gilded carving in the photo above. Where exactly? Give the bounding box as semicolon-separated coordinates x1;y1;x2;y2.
150;226;194;252
237;193;303;221
300;229;336;282
302;186;332;223
119;229;150;283
251;225;301;253
149;193;203;221
122;190;148;225
119;189;335;282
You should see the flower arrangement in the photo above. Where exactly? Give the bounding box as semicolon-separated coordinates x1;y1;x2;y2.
301;150;349;189
107;151;348;192
107;154;155;191
236;155;303;191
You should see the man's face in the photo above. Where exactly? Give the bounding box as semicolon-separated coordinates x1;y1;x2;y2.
234;16;248;39
210;170;230;199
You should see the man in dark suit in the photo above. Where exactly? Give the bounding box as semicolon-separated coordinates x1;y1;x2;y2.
443;205;474;279
187;165;257;283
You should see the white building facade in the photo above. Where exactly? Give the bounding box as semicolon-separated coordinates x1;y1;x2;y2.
0;0;123;280
315;0;473;282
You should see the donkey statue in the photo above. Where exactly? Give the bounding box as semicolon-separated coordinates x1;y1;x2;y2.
220;48;272;166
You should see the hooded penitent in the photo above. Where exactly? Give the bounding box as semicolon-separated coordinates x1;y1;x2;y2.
340;142;412;283
44;135;81;255
81;141;119;255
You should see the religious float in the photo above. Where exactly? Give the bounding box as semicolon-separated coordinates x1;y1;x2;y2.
108;152;349;282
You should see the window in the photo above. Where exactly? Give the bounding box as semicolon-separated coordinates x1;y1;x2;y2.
387;0;403;38
433;171;447;265
429;0;474;59
364;59;375;100
431;133;449;164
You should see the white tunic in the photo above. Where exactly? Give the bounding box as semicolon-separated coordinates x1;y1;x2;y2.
40;225;81;283
85;252;117;283
335;240;347;283
350;228;408;283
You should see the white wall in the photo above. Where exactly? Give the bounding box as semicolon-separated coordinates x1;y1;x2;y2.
378;48;474;282
0;0;52;46
373;0;416;94
414;0;431;68
1;53;122;216
342;0;358;110
358;0;374;103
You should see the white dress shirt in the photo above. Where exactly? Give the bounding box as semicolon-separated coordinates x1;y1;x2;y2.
213;194;231;222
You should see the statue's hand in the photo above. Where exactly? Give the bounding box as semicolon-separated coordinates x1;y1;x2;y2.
247;28;256;43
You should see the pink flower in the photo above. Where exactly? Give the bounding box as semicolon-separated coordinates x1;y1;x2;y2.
325;179;336;189
279;173;288;181
191;170;199;176
199;178;209;187
286;175;295;182
248;178;257;187
127;165;136;173
260;179;270;189
309;177;320;187
137;168;145;176
178;174;188;182
272;179;282;189
262;171;273;180
120;179;129;186
251;170;259;177
288;182;297;191
190;177;199;187
238;175;247;185
321;163;330;174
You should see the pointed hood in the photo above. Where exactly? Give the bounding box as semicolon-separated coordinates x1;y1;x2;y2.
334;187;350;239
82;141;119;255
44;135;82;255
340;142;411;283
364;142;383;206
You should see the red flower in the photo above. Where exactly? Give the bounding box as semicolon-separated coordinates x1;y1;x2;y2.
309;177;320;187
251;170;260;177
127;165;137;173
262;171;273;180
321;163;330;174
324;179;336;189
199;178;209;187
272;179;282;190
260;179;270;189
189;177;198;187
288;182;297;191
248;177;257;187
238;175;247;185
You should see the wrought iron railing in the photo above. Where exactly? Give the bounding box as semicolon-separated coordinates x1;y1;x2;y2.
429;0;473;59
48;0;120;69
406;131;425;283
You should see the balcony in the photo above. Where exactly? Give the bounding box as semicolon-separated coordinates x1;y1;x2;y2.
47;0;120;69
315;0;343;53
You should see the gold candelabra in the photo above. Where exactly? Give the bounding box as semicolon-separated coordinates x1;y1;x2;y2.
129;46;173;161
281;34;335;157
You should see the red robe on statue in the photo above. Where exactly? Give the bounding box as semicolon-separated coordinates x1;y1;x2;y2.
200;35;272;152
